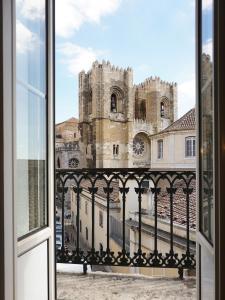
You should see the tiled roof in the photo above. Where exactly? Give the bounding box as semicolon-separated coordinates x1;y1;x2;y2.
81;179;120;203
156;179;196;229
160;108;196;134
81;178;196;228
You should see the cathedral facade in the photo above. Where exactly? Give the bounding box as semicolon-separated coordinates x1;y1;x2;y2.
79;60;178;168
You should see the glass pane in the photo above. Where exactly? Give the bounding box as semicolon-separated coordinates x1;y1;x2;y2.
16;0;47;238
200;0;214;243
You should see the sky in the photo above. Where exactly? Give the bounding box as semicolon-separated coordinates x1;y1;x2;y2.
55;0;197;123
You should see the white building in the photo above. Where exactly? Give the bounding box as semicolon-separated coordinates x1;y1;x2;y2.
150;108;196;169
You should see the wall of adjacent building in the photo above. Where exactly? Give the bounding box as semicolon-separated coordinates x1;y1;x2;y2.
151;130;196;169
129;215;196;277
71;188;120;251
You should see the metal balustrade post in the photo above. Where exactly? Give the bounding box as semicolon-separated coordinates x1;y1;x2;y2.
57;183;68;251
103;187;113;252
135;187;145;252
61;186;65;250
151;187;161;253
167;188;177;251
88;187;98;251
73;186;83;252
119;187;129;252
183;187;193;255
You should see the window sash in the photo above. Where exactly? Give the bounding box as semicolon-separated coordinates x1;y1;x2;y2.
157;140;163;159
185;137;196;157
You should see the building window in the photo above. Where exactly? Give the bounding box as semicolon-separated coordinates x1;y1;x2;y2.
133;136;145;156
80;220;82;232
116;145;119;155
86;227;88;241
85;201;88;215
113;144;119;156
185;136;196;157
157;140;163;159
111;93;117;112
160;102;165;117
99;210;103;228
113;144;115;155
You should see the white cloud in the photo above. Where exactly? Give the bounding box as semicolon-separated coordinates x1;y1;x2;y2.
203;38;212;58
202;0;212;10
58;43;104;76
17;0;45;20
56;0;121;37
16;20;39;54
178;77;196;117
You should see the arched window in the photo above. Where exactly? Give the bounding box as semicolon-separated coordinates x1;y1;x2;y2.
111;93;117;112
160;102;165;117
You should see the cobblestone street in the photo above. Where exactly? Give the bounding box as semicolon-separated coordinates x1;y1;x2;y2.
57;272;196;300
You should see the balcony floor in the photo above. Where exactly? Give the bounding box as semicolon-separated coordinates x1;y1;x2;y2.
57;271;196;300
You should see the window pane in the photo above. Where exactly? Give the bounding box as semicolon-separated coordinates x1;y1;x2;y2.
157;140;163;159
16;0;47;238
200;0;214;243
193;139;196;156
185;137;195;157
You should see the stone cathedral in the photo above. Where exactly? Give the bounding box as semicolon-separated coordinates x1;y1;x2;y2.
79;60;177;168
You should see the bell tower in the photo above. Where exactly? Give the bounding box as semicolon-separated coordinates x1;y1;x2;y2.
79;60;134;168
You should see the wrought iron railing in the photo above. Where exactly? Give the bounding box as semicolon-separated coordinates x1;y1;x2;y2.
56;168;196;278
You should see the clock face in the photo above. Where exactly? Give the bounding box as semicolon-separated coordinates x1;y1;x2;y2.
133;137;145;156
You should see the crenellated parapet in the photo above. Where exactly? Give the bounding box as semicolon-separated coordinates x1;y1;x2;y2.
135;76;177;90
91;60;133;74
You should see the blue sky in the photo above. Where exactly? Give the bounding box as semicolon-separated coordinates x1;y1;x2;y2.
55;0;196;123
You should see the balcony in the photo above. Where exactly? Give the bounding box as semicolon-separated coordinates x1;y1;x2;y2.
56;168;196;298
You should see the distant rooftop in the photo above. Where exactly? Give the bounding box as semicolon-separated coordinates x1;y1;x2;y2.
56;117;79;127
161;108;196;132
161;108;195;134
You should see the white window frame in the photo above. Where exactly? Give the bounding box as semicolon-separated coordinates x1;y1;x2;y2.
185;136;196;157
157;139;163;159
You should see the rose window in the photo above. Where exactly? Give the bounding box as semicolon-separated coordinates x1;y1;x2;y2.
133;137;145;155
68;158;79;168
